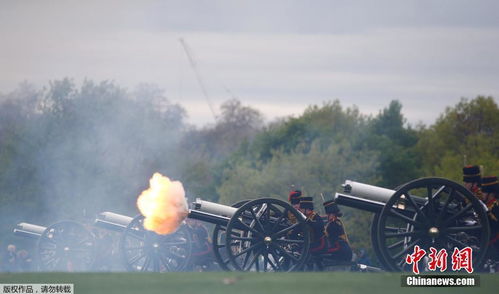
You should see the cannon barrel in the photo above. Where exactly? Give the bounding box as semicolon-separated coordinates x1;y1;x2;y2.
334;193;385;213
342;180;396;203
336;180;426;213
13;222;47;239
188;209;231;226
188;198;235;227
94;211;134;232
191;198;237;217
335;180;397;213
188;198;290;230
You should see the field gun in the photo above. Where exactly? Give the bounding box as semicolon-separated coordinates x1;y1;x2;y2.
334;177;490;271
94;211;192;272
13;221;95;271
188;198;311;272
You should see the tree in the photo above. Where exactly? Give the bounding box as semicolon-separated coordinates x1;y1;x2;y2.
248;100;366;162
0;83;46;248
1;79;187;227
417;96;499;180
363;100;421;188
178;99;264;200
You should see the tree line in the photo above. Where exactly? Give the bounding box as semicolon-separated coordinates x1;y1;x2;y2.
1;79;497;263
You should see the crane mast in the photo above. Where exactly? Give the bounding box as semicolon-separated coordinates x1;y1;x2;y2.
179;38;217;121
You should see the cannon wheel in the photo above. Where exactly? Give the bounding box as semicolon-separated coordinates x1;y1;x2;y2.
225;198;310;272
370;183;405;270
119;215;192;272
376;177;490;272
212;200;250;271
37;221;96;271
370;213;392;270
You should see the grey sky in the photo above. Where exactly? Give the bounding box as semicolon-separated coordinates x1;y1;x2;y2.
1;0;498;125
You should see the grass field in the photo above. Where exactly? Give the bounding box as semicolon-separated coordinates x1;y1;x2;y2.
1;272;497;294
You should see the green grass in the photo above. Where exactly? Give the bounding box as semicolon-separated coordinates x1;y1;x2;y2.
1;272;498;294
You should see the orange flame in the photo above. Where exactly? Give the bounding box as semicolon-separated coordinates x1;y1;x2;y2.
137;173;188;234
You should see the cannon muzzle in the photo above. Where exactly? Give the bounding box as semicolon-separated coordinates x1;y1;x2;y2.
192;198;237;217
336;180;426;213
94;211;134;232
187;198;236;227
342;180;396;203
13;222;47;238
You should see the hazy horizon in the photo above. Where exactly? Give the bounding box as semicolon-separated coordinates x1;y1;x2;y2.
1;0;498;126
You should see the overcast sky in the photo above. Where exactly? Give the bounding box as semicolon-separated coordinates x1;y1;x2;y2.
1;0;498;126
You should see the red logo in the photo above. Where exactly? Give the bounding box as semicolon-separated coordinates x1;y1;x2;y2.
406;246;473;274
428;247;448;272
405;245;426;274
451;247;473;273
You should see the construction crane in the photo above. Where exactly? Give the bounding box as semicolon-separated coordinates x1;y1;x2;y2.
179;38;217;121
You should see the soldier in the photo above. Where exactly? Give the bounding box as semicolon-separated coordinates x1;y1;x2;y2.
16;250;32;272
185;218;214;271
2;245;18;272
481;176;499;270
299;197;326;255
287;190;301;224
323;200;353;263
92;229;114;271
288;190;302;210
463;165;484;201
481;176;499;210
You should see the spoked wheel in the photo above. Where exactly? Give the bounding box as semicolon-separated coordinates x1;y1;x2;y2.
370;213;391;270
225;198;310;272
370;184;405;270
212;200;250;271
377;177;490;272
37;221;96;272
120;215;192;272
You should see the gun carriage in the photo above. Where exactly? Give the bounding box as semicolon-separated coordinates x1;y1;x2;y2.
189;198;310;272
94;212;192;272
334;177;490;271
13;221;96;271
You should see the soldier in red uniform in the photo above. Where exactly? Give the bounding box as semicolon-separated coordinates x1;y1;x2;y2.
287;190;301;224
288;190;302;210
185;219;214;271
481;176;499;268
463;165;484;201
299;197;326;255
482;176;499;212
323;200;353;263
